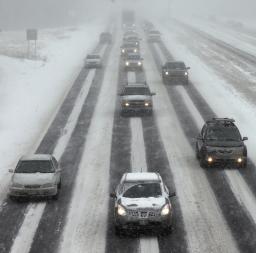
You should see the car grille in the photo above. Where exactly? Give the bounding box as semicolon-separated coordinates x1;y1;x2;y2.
129;101;146;107
218;149;233;154
24;185;41;189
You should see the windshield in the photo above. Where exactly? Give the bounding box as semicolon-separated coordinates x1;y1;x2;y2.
166;62;185;69
123;87;151;95
87;55;100;59
205;126;242;141
15;160;55;173
123;183;162;198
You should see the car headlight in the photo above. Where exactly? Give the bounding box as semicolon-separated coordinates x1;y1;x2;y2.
124;102;129;107
138;61;142;66
165;71;169;75
144;101;151;106
237;157;243;163
122;49;125;53
134;49;137;53
184;72;188;76
117;204;126;216
207;156;213;163
126;62;129;66
161;204;171;216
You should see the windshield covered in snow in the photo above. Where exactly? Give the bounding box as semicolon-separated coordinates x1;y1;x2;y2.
122;183;162;198
15;161;54;173
205;126;241;141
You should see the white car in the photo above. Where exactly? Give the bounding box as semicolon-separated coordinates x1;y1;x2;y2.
84;54;102;68
9;154;61;200
110;172;175;235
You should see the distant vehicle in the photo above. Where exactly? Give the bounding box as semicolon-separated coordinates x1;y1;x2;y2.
196;118;248;168
123;31;139;38
123;35;140;47
84;54;102;68
122;10;135;29
143;21;154;32
124;53;143;71
147;30;161;42
9;154;61;200
120;42;139;57
162;61;190;84
99;32;112;44
119;83;155;115
110;172;175;235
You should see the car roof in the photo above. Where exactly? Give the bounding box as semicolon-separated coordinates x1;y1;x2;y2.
124;172;161;182
20;154;53;161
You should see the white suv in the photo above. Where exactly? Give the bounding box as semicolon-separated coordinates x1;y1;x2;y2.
110;172;175;235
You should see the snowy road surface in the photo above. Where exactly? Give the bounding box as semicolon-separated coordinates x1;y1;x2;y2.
1;16;256;253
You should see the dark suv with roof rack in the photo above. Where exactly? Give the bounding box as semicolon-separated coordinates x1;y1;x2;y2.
196;118;248;168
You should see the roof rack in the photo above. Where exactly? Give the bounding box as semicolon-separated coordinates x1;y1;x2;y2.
207;117;235;124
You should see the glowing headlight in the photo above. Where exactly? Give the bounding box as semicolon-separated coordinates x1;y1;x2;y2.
125;102;130;107
184;72;188;76
144;102;150;106
126;62;129;66
134;49;137;53
138;61;142;66
117;204;126;216
161;204;170;216
237;158;243;163
165;71;169;75
207;156;213;163
122;49;125;53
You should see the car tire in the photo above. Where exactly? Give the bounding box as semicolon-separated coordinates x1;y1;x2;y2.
162;225;173;235
10;196;17;201
115;226;125;237
52;190;59;200
200;156;208;168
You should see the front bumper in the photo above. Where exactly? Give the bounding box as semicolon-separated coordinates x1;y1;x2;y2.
163;74;188;83
125;64;143;70
9;186;57;197
115;210;172;229
203;154;247;167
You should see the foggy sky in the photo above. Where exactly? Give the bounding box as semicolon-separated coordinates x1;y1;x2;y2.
0;0;255;29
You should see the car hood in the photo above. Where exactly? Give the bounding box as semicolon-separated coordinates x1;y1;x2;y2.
12;173;55;185
205;140;243;148
121;197;166;209
122;95;151;101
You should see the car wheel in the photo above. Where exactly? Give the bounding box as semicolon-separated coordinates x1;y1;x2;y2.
200;156;208;168
52;190;59;200
162;225;173;235
10;196;17;201
115;226;125;237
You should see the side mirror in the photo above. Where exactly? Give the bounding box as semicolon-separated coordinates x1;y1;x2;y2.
56;169;62;172
9;169;14;173
243;137;248;141
151;92;156;96
186;67;191;70
169;192;176;198
110;192;116;198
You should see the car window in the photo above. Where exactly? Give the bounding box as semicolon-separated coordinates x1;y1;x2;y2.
205;126;242;141
123;87;150;95
166;62;185;69
123;183;162;198
15;160;55;173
